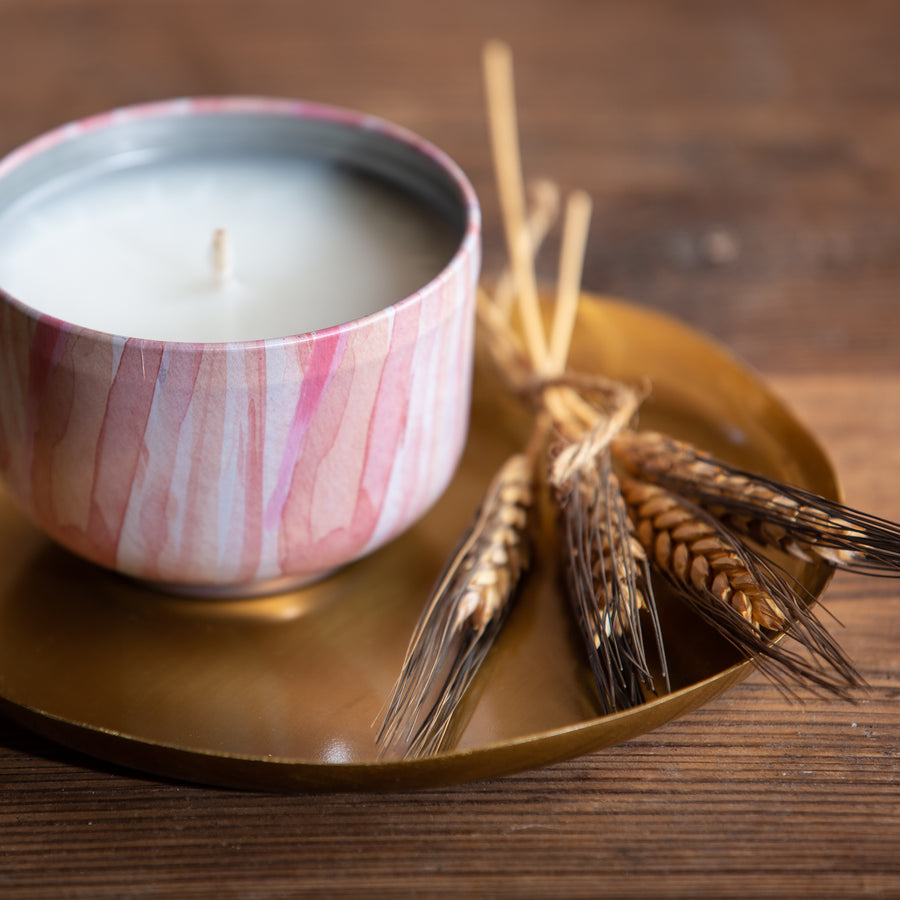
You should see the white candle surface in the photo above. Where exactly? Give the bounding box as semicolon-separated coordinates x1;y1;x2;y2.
0;155;460;342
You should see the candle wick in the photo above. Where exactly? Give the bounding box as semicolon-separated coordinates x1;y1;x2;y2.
211;227;234;286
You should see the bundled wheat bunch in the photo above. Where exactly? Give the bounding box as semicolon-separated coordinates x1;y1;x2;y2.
374;40;896;759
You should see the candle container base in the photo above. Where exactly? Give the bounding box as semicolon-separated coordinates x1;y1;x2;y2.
132;570;338;601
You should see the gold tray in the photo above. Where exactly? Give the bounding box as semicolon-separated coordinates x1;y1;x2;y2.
0;295;838;791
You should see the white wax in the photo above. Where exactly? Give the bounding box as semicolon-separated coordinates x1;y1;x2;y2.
0;155;459;342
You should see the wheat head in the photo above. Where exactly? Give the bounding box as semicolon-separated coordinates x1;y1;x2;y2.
376;452;534;758
613;430;900;575
619;474;864;696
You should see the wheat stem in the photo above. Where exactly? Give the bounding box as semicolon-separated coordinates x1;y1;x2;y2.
483;39;549;371
548;189;593;375
493;179;561;321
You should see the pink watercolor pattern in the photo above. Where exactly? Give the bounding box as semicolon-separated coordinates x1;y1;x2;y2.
0;98;480;591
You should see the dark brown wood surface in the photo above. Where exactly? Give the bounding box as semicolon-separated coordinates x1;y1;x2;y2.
1;1;898;896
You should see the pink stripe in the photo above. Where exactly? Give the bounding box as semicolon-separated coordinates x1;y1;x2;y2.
265;331;346;530
27;331;76;533
131;349;204;572
276;335;355;568
87;341;164;560
23;320;75;523
358;304;420;531
237;350;267;577
174;351;229;574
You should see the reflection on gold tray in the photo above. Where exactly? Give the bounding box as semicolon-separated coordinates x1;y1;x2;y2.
0;295;838;791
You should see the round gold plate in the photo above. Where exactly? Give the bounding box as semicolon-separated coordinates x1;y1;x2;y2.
0;296;838;791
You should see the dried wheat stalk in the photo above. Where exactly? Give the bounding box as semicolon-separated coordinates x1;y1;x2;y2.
483;39;550;371
543;373;669;713
620;475;864;697
375;451;536;758
476;287;536;398
553;448;667;713
613;430;900;575
492;179;561;320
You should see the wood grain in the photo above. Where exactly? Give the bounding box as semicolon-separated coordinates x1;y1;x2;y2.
1;1;898;896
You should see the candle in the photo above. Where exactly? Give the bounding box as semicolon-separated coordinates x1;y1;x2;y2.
0;98;481;594
0;135;460;343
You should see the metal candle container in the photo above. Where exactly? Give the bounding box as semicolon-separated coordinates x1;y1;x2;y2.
0;98;481;596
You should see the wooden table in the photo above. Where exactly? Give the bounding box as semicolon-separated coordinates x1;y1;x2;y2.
1;1;898;896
